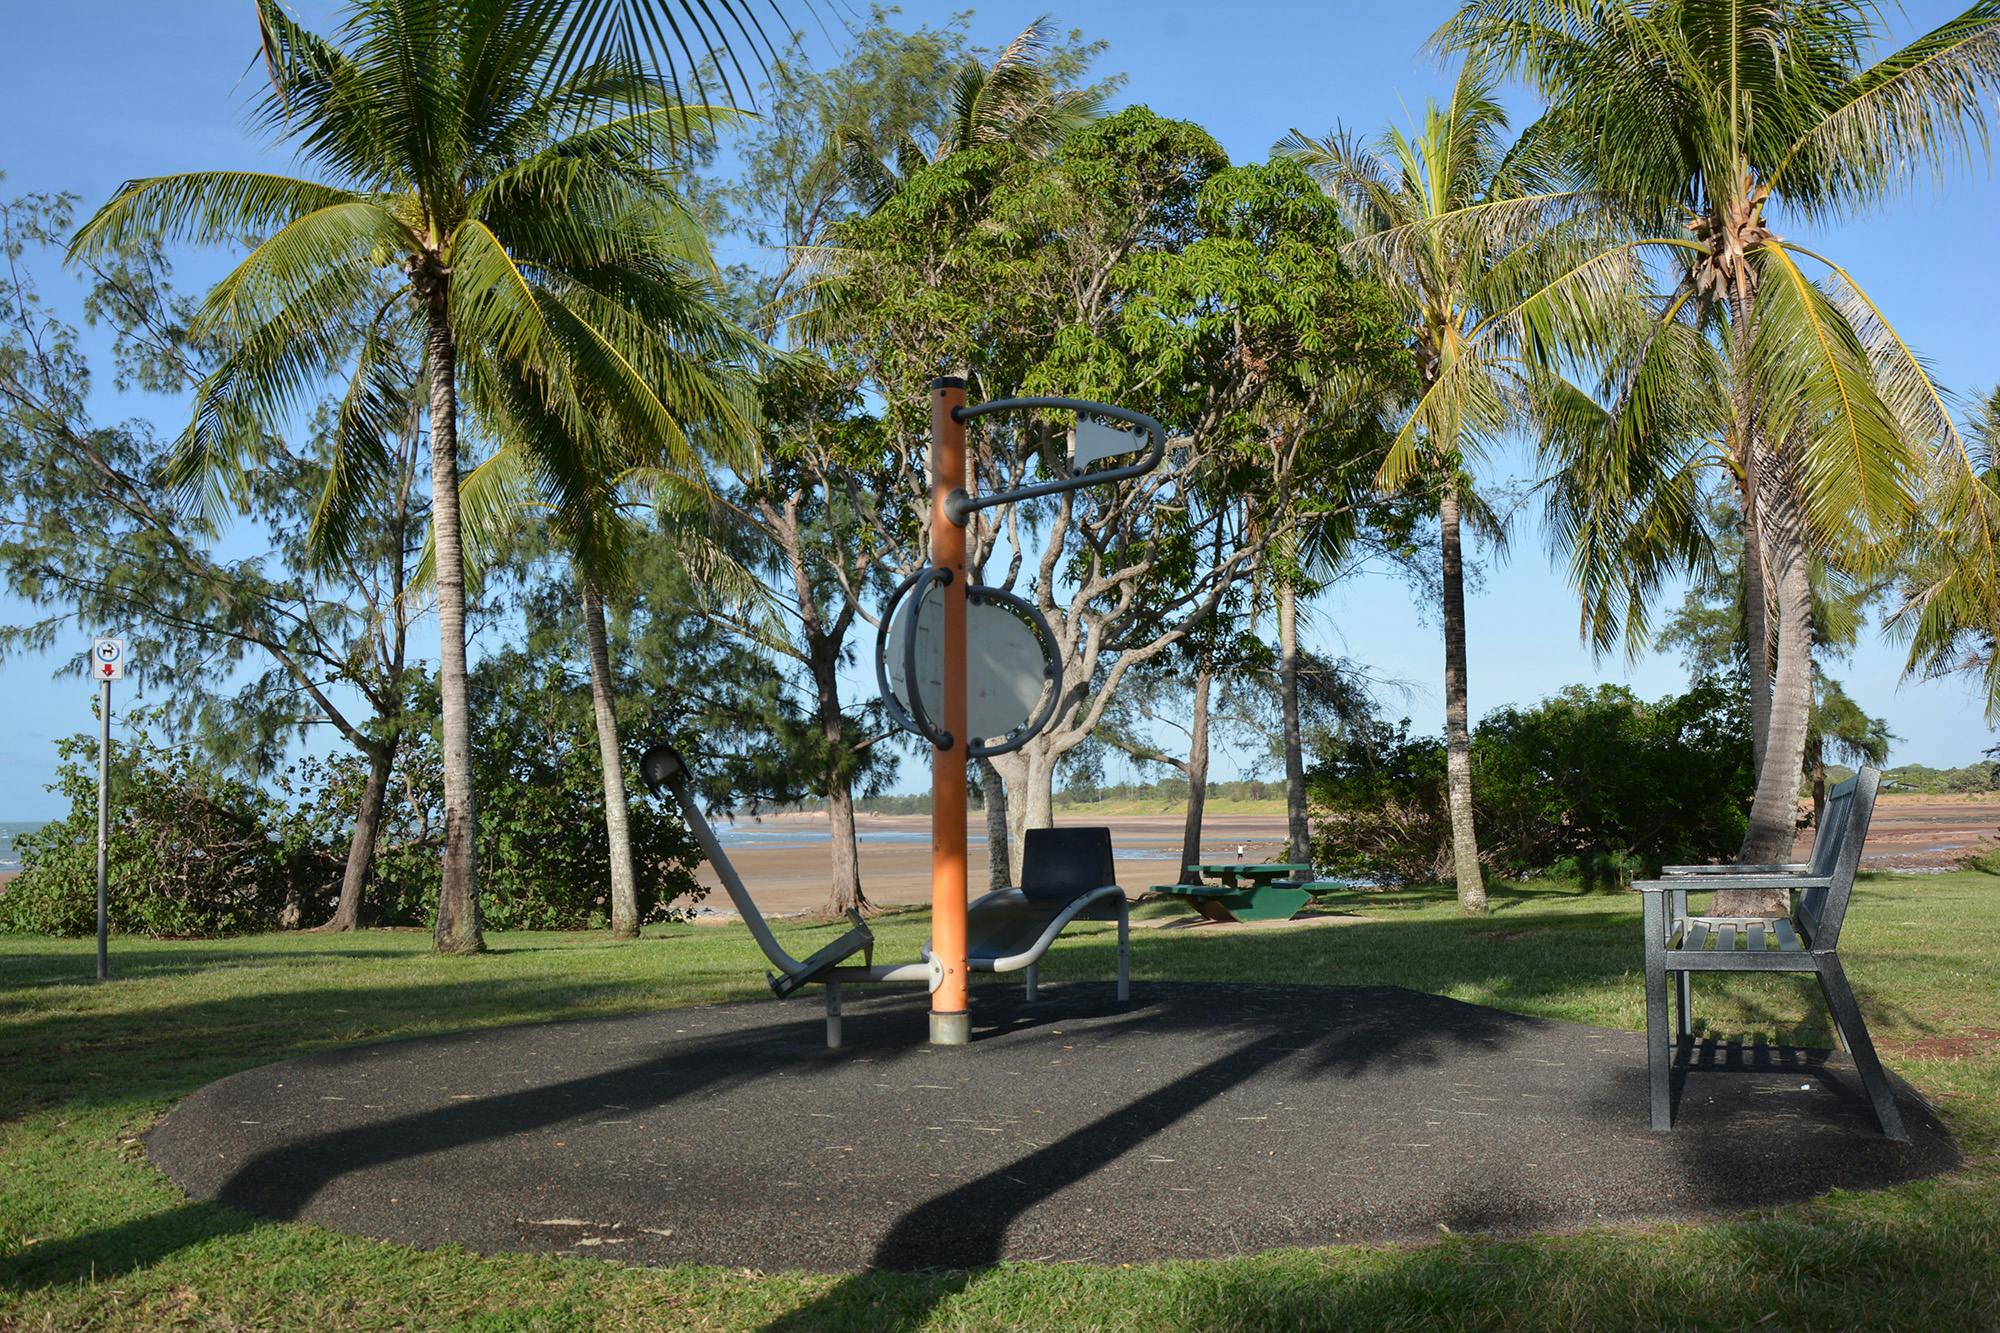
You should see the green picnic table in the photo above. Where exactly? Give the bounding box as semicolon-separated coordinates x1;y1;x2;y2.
1151;862;1314;922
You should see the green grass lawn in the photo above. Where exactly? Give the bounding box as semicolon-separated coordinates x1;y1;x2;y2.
4;870;1999;1330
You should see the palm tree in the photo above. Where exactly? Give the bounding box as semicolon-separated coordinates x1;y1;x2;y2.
69;0;774;952
1895;386;2000;714
838;15;1105;211
1278;64;1592;914
1440;0;2000;900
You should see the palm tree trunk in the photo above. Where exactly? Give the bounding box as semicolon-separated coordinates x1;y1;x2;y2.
1279;582;1310;865
1811;734;1828;831
317;740;394;932
1440;483;1487;914
1178;663;1214;882
582;582;640;939
978;755;1011;889
1730;462;1813;914
423;293;482;954
1741;464;1774;778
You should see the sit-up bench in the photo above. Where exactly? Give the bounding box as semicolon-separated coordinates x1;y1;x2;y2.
642;742;1128;1046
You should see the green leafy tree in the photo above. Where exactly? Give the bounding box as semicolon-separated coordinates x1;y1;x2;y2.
68;0;764;952
813;112;1407;874
1441;1;2000;902
1894;386;2000;710
689;14;1109;911
837;15;1108;211
0;189;430;933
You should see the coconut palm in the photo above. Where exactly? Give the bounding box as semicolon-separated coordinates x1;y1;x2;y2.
838;15;1105;212
1439;0;2000;892
69;0;774;953
1894;386;2000;714
1277;63;1600;914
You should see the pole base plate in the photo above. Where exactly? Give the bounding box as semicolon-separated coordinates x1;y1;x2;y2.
929;1010;970;1046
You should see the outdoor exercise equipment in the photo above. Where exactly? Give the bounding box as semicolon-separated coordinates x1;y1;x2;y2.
638;743;1129;1048
879;380;1167;1044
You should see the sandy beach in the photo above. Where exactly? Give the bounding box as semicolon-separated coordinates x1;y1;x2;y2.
688;809;1295;916
2;792;1990;916
686;792;2000;918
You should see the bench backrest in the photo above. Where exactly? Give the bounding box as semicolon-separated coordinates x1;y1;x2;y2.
1019;827;1117;904
1797;767;1879;950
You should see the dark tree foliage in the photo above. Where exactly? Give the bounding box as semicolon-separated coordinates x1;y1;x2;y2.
1310;680;1753;888
0;722;319;937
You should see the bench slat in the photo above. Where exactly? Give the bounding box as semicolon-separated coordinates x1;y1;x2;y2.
1713;923;1736;952
1684;921;1709;951
1747;921;1766;953
1772;918;1802;952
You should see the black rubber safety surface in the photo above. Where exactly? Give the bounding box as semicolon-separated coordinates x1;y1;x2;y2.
146;983;1958;1272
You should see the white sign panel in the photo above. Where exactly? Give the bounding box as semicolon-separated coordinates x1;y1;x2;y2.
92;637;126;681
1070;415;1142;470
888;590;1050;742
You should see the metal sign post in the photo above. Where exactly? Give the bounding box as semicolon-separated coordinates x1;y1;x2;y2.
92;637;124;981
928;378;971;1045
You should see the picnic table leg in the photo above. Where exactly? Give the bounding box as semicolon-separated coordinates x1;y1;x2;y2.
1116;899;1130;1002
1643;893;1672;1131
1193;897;1238;924
1816;955;1907;1141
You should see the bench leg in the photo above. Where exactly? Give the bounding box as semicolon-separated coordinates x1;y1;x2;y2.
1816;956;1907;1141
1814;971;1852;1053
1024;962;1038;1002
1116;899;1131;1002
1643;894;1672;1130
825;981;842;1050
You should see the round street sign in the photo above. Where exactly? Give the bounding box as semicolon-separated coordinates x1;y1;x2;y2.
92;637;126;681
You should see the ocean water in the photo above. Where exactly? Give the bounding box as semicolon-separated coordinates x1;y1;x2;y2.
0;821;45;873
713;822;931;851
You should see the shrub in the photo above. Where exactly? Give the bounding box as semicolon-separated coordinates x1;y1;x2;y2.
1308;679;1753;887
0;730;304;937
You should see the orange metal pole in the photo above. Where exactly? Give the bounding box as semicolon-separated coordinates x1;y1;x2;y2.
929;376;971;1045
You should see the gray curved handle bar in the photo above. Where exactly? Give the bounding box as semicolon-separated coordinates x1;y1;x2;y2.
944;396;1167;527
873;566;928;743
900;565;955;751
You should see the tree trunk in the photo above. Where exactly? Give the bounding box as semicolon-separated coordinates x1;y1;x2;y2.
808;647;870;918
1811;733;1827;832
978;755;1011;889
1279;582;1310;865
582;583;640;939
1178;664;1214;883
1741;469;1774;779
1440;482;1487;914
317;740;394;932
1729;458;1813;914
994;741;1057;879
422;291;482;954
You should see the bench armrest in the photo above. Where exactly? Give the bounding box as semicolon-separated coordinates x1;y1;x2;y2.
1660;863;1808;876
1632;875;1830;893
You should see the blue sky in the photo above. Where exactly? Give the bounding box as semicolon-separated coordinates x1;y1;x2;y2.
1;1;1996;817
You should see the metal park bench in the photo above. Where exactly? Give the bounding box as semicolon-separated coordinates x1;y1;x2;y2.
1634;767;1907;1139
